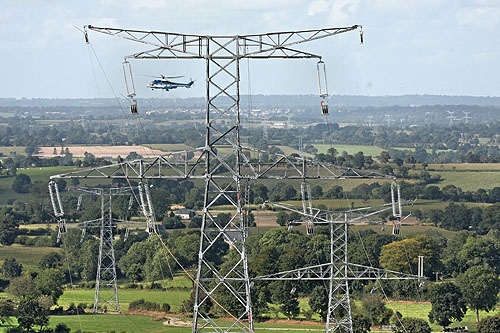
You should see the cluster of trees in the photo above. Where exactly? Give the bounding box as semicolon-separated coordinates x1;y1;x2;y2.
0;256;69;333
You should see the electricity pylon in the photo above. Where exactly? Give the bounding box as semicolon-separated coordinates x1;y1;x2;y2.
49;24;403;333
255;185;422;332
49;182;156;313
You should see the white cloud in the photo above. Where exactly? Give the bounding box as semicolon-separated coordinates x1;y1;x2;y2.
308;0;330;16
327;0;361;25
457;6;500;28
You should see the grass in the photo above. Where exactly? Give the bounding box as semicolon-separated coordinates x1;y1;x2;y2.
430;171;500;191
313;144;384;156
1;300;492;332
59;286;191;312
275;146;314;158
0;244;60;269
427;163;500;171
0;165;80;203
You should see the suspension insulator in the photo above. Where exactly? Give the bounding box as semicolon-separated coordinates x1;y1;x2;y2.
130;100;138;114
317;60;328;98
122;60;136;98
360;29;364;44
321;100;329;115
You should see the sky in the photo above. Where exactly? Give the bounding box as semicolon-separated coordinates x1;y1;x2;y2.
1;0;499;98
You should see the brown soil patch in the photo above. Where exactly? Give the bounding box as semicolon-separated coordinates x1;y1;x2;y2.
37;145;165;158
254;210;278;227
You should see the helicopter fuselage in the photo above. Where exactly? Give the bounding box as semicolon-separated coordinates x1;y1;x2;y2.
148;79;194;91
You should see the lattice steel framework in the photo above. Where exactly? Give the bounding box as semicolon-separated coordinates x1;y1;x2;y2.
46;24;397;333
255;199;422;332
49;183;154;313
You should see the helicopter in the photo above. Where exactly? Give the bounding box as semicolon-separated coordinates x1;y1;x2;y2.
147;75;195;91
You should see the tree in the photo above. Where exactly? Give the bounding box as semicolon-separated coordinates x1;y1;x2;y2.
174;232;200;268
39;252;62;269
477;316;500;333
379;151;391;163
326;185;343;199
188;216;202;228
24;145;39;156
253;184;268;201
0;211;19;245
0;299;15;325
380;235;442;278
269;281;300;320
163;215;186;229
309;286;328;321
428;282;467;328
361;293;392;326
393;317;431;333
150;188;171;218
2;258;23;278
16;294;51;332
35;268;65;304
457;265;500;323
352;312;371;333
276;212;290;226
12;173;31;193
311;185;323;199
7;275;37;299
184;187;203;209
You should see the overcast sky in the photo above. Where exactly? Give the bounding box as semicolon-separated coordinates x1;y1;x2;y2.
1;0;499;98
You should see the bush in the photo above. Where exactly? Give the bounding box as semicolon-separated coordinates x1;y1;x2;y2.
54;323;71;333
478;316;500;333
129;299;170;313
122;282;137;289
147;282;164;290
161;303;171;313
393;317;431;333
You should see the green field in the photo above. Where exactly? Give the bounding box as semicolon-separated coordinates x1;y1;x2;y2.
427;163;500;171
59;288;190;313
275;146;314;158
0;165;80;203
0;244;61;270
1;300;495;332
313;144;384;156
431;171;500;191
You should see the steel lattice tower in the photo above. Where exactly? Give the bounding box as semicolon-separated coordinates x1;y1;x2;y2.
50;183;155;313
94;188;120;313
47;25;421;333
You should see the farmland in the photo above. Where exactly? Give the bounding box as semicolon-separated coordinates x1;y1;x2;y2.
313;144;384;156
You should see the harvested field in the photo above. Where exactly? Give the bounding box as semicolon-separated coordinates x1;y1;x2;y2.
36;145;165;158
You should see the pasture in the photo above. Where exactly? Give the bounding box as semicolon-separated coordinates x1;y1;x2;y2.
430;170;500;191
313;144;384;156
0;244;61;270
1;298;493;332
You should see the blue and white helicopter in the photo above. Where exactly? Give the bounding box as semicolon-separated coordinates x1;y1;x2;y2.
147;75;194;91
